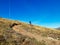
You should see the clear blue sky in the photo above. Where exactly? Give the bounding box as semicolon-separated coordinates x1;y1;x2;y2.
0;0;60;28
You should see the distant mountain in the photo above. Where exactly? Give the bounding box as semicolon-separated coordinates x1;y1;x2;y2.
0;18;60;45
56;27;60;30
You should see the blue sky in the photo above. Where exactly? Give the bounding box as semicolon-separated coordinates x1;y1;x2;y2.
0;0;60;28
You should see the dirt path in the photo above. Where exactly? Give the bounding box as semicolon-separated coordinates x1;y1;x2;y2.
12;25;44;41
12;25;60;44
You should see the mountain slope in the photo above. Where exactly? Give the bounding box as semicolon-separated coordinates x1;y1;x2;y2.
56;27;60;30
0;18;60;45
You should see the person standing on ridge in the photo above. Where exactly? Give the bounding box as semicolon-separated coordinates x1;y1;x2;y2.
29;21;32;25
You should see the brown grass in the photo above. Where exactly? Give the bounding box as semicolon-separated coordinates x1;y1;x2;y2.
0;18;60;45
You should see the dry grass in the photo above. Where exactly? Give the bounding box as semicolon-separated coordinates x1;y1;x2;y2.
0;18;60;45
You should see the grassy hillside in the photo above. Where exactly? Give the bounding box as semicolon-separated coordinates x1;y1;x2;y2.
0;18;60;45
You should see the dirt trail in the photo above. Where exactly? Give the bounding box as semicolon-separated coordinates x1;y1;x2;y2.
12;25;44;41
12;25;60;43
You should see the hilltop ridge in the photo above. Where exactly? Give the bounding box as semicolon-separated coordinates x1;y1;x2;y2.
0;18;60;45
